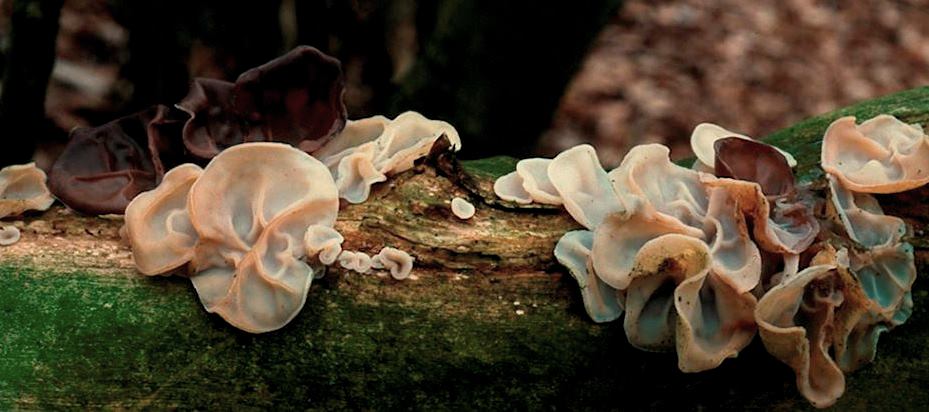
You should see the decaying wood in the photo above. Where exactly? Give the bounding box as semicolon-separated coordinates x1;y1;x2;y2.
1;87;929;409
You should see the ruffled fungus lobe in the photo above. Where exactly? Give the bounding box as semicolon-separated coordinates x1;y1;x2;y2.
0;225;20;246
177;78;253;160
549;145;624;229
338;251;373;273
187;142;339;333
827;176;906;248
621;234;756;372
373;247;414;280
49;105;186;215
233;46;347;151
0;163;55;218
314;111;460;203
821;115;929;193
714;137;795;196
553;230;623;323
304;224;344;265
451;197;475;219
691;122;797;169
492;172;532;204
123;164;202;275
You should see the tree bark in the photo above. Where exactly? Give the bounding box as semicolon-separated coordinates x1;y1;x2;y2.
1;87;928;409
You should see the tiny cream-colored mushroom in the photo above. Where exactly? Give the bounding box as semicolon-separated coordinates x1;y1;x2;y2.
338;251;373;273
450;197;475;219
304;224;344;265
821;115;929;193
123;164;202;275
0;225;21;246
690;122;797;169
374;247;414;280
0;163;55;218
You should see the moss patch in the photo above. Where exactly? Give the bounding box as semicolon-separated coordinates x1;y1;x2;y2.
1;263;926;410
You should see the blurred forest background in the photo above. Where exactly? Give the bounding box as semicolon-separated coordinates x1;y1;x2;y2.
1;0;929;168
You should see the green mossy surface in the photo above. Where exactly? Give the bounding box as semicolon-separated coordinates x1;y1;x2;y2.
1;262;927;410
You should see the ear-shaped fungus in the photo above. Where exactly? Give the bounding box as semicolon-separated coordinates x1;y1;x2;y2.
691;122;797;169
0;162;55;218
450;197;475;220
338;251;373;273
821;115;929;194
373;247;414;280
49;105;187;215
0;225;21;246
554;230;623;323
313;111;460;203
176;78;254;160
548;144;624;229
233;45;346;151
304;224;344;265
622;234;757;372
123;164;202;275
186;143;339;333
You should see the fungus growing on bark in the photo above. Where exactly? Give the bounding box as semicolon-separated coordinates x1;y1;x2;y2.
177;78;252;161
373;247;414;280
304;224;344;265
233;45;347;151
314;111;460;203
821;115;929;194
186;143;339;333
0;225;20;246
338;251;373;273
553;230;623;323
548;144;624;229
492;172;533;204
690;122;797;169
49;105;186;215
123;164;202;275
451;197;475;219
0;163;55;218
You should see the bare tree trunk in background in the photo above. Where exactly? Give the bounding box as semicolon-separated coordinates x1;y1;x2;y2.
0;0;64;166
389;0;623;159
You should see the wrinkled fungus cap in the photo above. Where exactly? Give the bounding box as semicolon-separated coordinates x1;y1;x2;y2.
821;115;929;193
49;105;184;215
123;164;202;275
233;46;347;150
0;163;55;218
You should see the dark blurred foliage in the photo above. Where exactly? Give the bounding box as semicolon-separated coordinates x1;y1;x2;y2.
0;0;621;167
3;0;929;168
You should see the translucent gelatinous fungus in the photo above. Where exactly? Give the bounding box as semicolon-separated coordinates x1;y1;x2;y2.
233;45;347;151
338;250;372;273
187;143;339;333
374;247;414;280
548;145;624;229
553;230;623;323
691;122;797;169
451;197;475;219
0;163;55;218
123;164;202;275
304;224;344;265
314;111;460;203
0;225;21;246
49;105;186;215
177;78;252;161
714;137;795;196
822;115;929;193
492;172;532;204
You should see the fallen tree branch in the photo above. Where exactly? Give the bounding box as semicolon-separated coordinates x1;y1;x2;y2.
1;87;928;409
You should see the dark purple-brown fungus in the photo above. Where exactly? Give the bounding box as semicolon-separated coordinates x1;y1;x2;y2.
714;137;794;196
232;45;346;151
49;105;187;215
177;78;255;160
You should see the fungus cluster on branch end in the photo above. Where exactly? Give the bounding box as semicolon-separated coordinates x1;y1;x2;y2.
507;116;926;408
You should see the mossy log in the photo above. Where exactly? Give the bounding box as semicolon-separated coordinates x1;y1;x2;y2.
3;88;929;410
